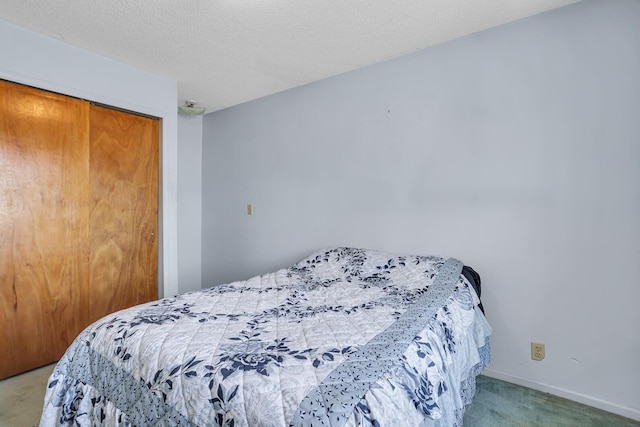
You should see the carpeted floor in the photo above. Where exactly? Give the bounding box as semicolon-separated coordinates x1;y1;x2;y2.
464;375;639;427
0;364;54;427
0;367;638;426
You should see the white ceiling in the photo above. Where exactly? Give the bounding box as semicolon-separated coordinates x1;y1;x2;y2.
0;0;577;113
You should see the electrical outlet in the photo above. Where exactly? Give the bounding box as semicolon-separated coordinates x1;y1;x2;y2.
247;204;253;215
531;342;545;361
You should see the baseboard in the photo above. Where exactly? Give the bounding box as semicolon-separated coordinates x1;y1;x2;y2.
481;369;640;422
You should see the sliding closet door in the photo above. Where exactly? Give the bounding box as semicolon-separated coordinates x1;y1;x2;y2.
89;105;159;323
0;81;90;378
0;81;159;379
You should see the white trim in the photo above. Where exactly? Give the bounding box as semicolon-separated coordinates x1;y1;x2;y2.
482;369;640;422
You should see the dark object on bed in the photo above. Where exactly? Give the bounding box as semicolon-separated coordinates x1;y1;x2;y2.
462;265;484;314
41;247;492;426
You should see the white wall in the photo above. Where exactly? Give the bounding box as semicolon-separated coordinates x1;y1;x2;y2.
0;20;180;298
202;0;640;420
178;114;203;293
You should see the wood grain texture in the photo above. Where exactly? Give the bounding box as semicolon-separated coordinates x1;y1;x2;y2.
0;81;90;379
1;82;160;379
89;105;159;323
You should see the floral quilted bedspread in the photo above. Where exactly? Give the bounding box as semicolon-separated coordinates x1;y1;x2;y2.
41;247;492;426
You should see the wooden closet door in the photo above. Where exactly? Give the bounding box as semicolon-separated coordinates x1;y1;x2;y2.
1;82;159;379
89;105;158;323
0;81;90;379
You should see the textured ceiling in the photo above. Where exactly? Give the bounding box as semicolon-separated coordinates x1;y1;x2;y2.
0;0;577;113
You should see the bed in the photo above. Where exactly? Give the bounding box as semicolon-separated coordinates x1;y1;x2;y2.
40;247;492;426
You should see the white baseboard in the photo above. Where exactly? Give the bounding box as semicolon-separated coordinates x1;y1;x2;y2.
481;369;640;422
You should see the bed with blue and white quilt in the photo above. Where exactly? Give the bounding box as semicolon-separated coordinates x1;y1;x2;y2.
41;247;492;426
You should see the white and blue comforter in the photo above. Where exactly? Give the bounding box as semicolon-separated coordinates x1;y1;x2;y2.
41;247;492;426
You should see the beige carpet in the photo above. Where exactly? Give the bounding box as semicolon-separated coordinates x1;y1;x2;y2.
0;364;54;427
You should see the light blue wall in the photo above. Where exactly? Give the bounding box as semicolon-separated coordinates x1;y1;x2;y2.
203;0;640;419
178;114;203;293
0;20;181;298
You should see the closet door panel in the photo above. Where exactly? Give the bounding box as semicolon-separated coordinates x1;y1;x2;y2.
89;105;158;322
0;81;90;379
